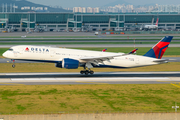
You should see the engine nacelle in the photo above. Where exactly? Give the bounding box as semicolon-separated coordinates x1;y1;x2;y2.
55;62;62;68
62;58;79;69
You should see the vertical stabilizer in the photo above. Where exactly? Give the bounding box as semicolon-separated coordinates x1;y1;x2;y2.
155;18;159;25
144;36;173;59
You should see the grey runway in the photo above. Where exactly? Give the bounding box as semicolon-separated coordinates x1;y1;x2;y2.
0;72;180;85
0;57;179;63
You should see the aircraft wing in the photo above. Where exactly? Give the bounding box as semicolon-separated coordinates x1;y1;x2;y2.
80;54;126;63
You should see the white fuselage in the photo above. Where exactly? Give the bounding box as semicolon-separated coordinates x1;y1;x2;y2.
3;45;163;68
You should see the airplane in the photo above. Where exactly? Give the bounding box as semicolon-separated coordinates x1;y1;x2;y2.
2;36;173;75
21;35;26;38
144;18;159;29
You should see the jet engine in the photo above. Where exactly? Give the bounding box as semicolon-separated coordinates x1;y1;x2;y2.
55;58;79;69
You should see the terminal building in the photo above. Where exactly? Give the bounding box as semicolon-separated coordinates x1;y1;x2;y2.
0;12;180;32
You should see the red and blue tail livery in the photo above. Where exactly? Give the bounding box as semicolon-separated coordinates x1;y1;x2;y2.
102;48;107;52
144;36;173;59
129;48;138;54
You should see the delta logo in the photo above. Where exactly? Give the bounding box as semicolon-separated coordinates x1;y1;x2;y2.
25;47;29;51
25;47;49;52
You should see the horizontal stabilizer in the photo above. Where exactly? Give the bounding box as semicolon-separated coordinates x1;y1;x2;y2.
152;59;168;63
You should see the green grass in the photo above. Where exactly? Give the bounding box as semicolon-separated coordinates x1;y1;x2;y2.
0;84;179;114
0;48;9;56
1;38;180;41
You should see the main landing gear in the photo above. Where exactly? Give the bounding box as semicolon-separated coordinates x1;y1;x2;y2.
80;68;94;75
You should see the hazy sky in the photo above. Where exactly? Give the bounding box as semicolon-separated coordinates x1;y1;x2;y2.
27;0;180;8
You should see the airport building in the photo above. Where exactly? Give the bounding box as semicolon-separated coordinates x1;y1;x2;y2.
0;12;180;32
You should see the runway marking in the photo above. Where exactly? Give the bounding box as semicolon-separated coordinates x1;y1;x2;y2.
171;83;180;88
76;81;108;84
0;82;24;85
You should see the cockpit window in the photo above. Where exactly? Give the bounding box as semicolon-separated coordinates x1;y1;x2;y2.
8;49;13;51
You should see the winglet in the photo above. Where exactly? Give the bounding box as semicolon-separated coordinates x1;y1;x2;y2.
102;48;107;52
129;48;138;54
143;36;173;59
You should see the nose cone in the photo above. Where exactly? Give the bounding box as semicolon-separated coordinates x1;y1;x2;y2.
2;52;8;58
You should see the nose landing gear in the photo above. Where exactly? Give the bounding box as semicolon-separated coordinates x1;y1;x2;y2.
11;59;15;68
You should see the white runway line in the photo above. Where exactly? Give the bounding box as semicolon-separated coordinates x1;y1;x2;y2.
11;77;170;82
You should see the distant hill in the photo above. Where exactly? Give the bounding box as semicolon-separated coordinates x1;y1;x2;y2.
0;0;72;12
104;0;131;7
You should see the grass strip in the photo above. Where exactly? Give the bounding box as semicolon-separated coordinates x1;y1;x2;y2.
1;38;180;41
0;84;179;114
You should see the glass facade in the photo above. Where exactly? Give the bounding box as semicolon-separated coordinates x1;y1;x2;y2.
125;15;152;23
0;23;6;28
36;13;73;24
74;13;180;24
0;13;74;24
81;16;110;23
0;12;179;29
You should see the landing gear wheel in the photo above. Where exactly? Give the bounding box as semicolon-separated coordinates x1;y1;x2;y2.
85;70;89;75
12;64;15;68
90;71;94;75
80;70;84;74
